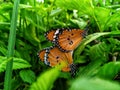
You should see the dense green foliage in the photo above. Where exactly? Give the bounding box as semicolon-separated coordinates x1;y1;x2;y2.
0;0;120;90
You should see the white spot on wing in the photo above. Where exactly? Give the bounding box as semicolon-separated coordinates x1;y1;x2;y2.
53;29;60;42
44;49;50;65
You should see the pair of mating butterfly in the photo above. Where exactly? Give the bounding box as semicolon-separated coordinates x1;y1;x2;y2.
38;27;88;75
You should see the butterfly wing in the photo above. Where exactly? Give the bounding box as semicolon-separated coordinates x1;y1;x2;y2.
37;48;50;65
37;49;46;62
45;29;60;42
47;47;73;72
45;30;56;42
55;29;86;52
38;46;74;72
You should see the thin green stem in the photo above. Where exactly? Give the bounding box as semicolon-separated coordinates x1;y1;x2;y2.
93;13;101;31
4;0;20;90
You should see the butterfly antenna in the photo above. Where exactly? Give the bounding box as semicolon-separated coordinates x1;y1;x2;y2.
83;20;90;37
85;20;90;31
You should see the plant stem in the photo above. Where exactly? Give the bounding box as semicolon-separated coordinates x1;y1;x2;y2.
4;0;20;90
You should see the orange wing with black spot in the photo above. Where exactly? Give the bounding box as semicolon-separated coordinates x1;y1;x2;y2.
45;30;56;42
45;29;61;43
45;28;87;52
55;29;86;52
37;46;75;72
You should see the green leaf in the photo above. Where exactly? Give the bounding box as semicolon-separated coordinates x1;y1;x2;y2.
77;42;109;77
105;12;120;30
74;31;120;60
19;70;36;84
69;78;120;90
0;57;12;72
74;32;110;60
94;7;111;31
75;31;120;77
30;68;60;90
50;8;63;17
55;0;120;31
78;41;109;77
107;38;120;52
97;62;120;79
25;24;40;46
94;7;120;31
0;46;7;56
70;18;87;29
0;56;31;72
89;42;109;62
13;57;31;70
78;59;103;77
55;0;94;15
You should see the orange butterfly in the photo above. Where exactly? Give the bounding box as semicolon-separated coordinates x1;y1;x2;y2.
45;28;88;52
37;46;76;75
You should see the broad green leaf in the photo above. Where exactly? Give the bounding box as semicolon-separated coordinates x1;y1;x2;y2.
50;8;63;17
94;7;111;31
74;32;109;60
97;62;120;79
107;38;120;52
105;12;120;30
89;42;109;62
78;59;104;77
69;78;120;90
19;70;36;84
30;68;60;90
55;0;120;31
13;57;31;69
0;56;31;72
70;18;87;29
55;0;94;16
74;31;120;60
74;31;120;77
94;7;120;31
0;57;12;72
78;42;109;77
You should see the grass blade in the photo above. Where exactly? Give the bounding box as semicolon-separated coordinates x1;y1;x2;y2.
4;0;20;90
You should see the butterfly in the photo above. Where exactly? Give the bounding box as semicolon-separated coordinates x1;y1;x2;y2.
45;28;88;52
37;46;76;75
